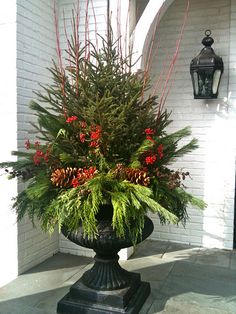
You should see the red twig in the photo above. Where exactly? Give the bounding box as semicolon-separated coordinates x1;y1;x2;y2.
63;10;71;68
116;0;122;59
53;0;67;118
91;0;99;52
84;0;90;77
162;71;176;108
152;48;169;97
74;2;80;96
157;0;190;116
53;0;62;70
86;0;91;62
124;0;131;73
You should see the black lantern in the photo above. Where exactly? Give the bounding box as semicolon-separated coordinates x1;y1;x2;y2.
190;30;224;99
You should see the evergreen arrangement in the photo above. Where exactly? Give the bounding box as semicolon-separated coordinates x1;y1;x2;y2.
1;25;206;243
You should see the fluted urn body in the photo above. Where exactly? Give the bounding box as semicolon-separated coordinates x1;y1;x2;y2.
57;205;154;314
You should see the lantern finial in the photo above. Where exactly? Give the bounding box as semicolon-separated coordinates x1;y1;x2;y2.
202;30;214;47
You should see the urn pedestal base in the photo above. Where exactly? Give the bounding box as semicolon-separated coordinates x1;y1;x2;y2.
57;214;154;314
57;272;150;314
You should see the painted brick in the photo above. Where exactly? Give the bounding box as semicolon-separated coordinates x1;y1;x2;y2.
0;0;18;288
147;0;235;249
16;0;59;275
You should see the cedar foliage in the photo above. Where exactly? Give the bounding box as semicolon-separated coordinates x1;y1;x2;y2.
0;25;206;244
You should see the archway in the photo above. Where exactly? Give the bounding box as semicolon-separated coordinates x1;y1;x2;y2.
132;0;175;71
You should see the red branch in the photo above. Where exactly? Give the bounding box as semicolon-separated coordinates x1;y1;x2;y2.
91;0;99;52
124;0;131;73
152;48;170;96
116;0;122;60
157;0;190;116
53;0;62;70
53;0;67;118
74;2;80;96
63;9;71;68
84;0;90;76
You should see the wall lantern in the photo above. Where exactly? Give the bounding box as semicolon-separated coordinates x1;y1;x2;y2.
190;30;224;99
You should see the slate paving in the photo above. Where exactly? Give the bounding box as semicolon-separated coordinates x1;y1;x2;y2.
0;240;236;313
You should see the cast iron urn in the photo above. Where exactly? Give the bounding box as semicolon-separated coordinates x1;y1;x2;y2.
190;30;224;99
57;205;154;314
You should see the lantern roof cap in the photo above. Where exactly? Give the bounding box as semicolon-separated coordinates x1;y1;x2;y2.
190;30;223;70
202;30;214;47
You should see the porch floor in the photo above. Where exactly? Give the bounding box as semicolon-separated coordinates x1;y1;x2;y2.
0;240;236;314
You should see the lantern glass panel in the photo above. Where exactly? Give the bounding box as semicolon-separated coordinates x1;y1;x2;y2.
212;70;221;94
193;72;199;95
198;70;213;98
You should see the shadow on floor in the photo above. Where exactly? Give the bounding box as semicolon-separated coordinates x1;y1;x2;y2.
1;240;236;313
25;253;92;273
131;241;236;313
0;286;68;314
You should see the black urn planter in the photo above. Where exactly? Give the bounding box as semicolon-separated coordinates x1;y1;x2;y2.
57;209;154;314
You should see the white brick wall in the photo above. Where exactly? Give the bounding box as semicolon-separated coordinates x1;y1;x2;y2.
148;0;236;249
16;0;59;274
0;0;18;287
2;1;235;283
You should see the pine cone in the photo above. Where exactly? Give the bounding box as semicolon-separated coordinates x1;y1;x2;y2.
125;168;150;186
51;167;78;188
113;163;126;179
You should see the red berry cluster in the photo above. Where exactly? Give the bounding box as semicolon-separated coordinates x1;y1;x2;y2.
66;116;78;123
65;116;102;149
144;128;155;142
71;166;97;188
143;129;164;166
89;125;101;148
25;139;50;166
145;154;157;165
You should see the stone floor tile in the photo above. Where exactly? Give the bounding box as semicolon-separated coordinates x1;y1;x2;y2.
230;251;236;270
132;240;169;258
171;260;236;282
0;300;53;314
1;241;236;314
159;272;236;313
162;243;200;262
121;256;175;282
34;286;70;313
0;254;91;304
147;298;232;314
195;248;231;268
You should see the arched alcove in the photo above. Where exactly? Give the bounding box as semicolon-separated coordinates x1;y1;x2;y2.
141;0;236;249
